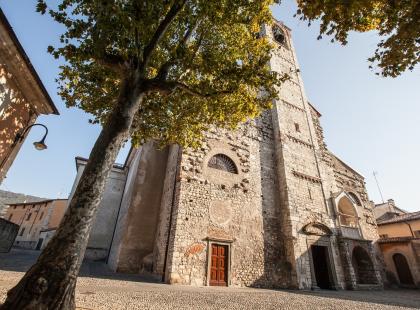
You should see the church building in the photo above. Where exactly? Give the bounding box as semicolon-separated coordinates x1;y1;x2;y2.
71;21;384;290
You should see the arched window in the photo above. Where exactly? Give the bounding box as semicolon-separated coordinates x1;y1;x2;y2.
337;196;358;227
348;192;362;206
208;154;238;174
272;24;287;46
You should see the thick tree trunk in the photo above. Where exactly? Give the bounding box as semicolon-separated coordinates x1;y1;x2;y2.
1;77;144;310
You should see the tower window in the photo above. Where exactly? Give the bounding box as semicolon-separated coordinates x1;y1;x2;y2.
294;123;300;132
272;24;287;47
208;154;238;174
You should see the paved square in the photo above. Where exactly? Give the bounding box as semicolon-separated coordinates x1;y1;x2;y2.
1;250;419;309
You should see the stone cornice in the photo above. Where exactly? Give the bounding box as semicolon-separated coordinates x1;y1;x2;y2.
286;134;314;149
292;170;322;184
281;99;305;112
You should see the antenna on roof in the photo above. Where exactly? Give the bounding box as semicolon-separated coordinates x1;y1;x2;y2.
373;171;385;204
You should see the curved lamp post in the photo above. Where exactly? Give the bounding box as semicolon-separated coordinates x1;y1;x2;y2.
14;123;49;150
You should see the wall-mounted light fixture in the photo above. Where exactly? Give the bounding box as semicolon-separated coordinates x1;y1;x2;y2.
14;123;49;150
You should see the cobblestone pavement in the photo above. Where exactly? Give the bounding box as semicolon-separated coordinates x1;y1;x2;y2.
2;270;420;310
1;250;419;310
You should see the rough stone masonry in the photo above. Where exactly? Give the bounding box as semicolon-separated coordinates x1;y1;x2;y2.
69;20;385;290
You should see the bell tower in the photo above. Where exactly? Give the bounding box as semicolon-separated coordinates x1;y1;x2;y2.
263;21;341;289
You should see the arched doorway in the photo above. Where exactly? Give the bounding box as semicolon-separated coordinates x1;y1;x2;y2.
392;253;414;286
352;246;377;284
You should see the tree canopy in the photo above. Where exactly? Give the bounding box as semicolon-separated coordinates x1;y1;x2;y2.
37;0;283;148
295;0;420;77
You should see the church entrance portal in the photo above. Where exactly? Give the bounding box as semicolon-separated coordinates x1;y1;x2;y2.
311;245;332;289
209;244;228;286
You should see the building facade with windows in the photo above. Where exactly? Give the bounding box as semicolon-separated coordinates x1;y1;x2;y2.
4;199;67;250
71;21;384;290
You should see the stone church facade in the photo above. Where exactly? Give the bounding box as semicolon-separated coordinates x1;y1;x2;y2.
72;21;384;290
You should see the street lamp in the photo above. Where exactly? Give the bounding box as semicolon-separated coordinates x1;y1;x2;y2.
14;123;49;150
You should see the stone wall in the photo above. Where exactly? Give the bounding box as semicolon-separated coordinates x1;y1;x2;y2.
108;143;169;273
165;109;288;287
0;218;18;252
70;159;127;261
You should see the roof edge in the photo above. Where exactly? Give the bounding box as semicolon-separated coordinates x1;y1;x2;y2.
0;8;59;115
8;198;68;206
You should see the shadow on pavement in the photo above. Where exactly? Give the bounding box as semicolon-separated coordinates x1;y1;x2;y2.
282;288;420;309
1;248;419;309
0;248;160;283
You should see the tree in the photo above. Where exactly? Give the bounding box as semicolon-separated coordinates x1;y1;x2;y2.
1;1;282;309
294;0;420;77
2;0;418;309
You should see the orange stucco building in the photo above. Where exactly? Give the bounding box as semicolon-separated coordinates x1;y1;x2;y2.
375;201;420;288
0;9;59;183
5;199;67;250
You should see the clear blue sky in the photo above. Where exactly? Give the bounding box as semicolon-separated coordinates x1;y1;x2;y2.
1;1;419;212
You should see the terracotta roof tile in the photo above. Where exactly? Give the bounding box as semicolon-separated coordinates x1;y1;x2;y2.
377;211;420;225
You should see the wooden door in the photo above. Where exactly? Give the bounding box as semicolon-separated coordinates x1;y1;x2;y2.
210;244;228;286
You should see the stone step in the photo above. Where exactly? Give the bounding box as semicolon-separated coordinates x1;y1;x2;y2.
355;284;383;291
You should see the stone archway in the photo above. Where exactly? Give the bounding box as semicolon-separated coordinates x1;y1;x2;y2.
351;246;378;284
393;253;414;286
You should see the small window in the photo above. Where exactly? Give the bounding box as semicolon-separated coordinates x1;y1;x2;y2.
379;234;388;239
19;227;25;236
414;231;420;238
39;212;44;221
294;123;300;133
272;24;287;46
208;154;238;174
8;214;13;221
26;213;32;221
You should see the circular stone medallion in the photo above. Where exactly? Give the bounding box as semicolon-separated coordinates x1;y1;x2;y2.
209;200;232;225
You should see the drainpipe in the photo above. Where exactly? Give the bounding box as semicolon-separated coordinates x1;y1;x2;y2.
162;145;181;282
403;221;415;237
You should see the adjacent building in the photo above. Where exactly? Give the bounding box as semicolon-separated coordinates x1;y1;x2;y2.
375;203;420;288
5;199;67;250
69;157;127;260
374;199;407;222
0;9;59;183
71;21;384;290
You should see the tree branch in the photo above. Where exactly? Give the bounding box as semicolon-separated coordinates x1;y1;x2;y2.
91;52;126;74
145;79;233;98
140;0;187;72
156;19;200;80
